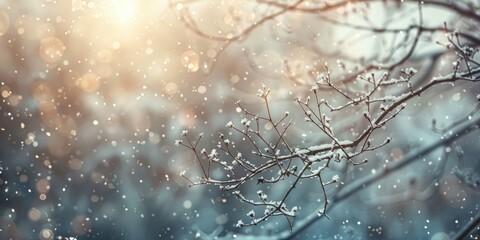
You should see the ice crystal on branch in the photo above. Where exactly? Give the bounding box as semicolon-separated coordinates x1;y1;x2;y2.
174;0;480;238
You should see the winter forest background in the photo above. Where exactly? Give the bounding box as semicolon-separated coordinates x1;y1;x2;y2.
0;0;479;239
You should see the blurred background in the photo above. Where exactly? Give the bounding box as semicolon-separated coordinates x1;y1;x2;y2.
0;0;479;239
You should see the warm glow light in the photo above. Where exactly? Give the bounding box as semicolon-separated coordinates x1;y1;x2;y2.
39;37;65;63
112;0;137;23
79;73;100;93
181;50;200;72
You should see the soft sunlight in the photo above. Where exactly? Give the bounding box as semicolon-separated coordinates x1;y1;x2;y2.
112;0;137;23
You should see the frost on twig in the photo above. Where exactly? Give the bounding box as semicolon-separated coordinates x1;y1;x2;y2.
178;63;480;232
173;0;480;236
176;71;429;228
